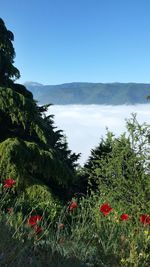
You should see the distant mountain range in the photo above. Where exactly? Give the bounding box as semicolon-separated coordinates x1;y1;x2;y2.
25;82;150;105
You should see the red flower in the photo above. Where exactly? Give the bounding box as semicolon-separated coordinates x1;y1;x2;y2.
28;215;42;226
120;213;129;221
33;225;43;234
139;214;150;225
100;203;113;216
58;223;65;229
68;201;77;211
3;178;15;188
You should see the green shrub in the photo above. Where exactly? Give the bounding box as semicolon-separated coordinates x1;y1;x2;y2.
84;114;150;211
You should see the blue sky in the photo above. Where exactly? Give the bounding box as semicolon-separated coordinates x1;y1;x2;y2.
1;0;150;84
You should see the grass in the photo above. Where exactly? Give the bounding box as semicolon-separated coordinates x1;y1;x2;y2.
0;190;150;267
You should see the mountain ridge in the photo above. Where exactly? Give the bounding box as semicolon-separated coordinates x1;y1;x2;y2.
25;82;150;105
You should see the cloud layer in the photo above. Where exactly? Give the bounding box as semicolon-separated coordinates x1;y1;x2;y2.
47;104;150;166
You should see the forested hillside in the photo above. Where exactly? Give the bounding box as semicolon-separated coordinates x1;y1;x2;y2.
26;81;150;105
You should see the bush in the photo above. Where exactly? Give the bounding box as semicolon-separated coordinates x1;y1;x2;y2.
84;114;150;211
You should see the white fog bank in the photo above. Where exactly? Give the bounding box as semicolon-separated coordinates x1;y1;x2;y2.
47;104;150;166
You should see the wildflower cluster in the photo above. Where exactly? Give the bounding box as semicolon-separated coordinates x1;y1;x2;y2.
1;177;150;242
99;203;150;225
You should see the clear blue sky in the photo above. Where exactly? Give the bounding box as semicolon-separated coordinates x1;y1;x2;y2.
1;0;150;85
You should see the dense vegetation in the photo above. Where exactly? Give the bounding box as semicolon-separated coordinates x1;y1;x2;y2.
0;18;20;86
0;18;150;267
26;81;150;105
0;18;81;213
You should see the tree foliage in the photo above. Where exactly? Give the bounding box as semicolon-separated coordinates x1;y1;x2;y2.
0;19;81;215
83;115;150;211
0;18;20;86
0;86;80;202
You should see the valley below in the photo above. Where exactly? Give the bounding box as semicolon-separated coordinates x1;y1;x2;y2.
47;104;150;165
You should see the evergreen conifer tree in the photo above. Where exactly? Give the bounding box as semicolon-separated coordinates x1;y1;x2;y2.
0;18;80;216
0;18;20;86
